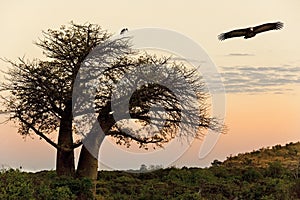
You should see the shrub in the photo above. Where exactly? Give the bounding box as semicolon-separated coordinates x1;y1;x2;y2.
0;168;93;199
0;168;34;200
266;161;286;178
242;167;262;182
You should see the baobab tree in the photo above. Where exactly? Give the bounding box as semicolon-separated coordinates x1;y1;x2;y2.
0;22;223;183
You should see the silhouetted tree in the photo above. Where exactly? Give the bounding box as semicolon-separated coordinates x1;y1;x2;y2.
1;22;223;188
1;23;111;176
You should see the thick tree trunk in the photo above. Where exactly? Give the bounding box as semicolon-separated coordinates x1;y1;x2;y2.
76;145;99;179
76;126;112;199
76;102;115;199
76;102;114;178
76;145;99;199
56;101;75;176
76;123;105;180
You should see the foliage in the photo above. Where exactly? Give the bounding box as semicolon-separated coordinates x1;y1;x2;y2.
1;22;109;142
222;141;300;169
92;142;300;199
3;142;300;199
0;169;93;200
0;169;34;200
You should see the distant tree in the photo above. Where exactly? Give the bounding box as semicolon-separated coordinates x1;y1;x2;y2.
211;159;222;167
139;164;148;172
1;22;223;187
148;164;163;171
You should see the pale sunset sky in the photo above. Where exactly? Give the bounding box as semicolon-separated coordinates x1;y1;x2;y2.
0;0;300;171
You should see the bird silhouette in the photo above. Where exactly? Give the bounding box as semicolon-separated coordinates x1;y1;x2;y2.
218;22;283;41
120;28;128;35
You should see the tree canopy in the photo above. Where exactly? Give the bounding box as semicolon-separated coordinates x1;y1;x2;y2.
1;23;110;150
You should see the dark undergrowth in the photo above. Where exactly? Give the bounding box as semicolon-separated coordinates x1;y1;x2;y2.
2;142;300;200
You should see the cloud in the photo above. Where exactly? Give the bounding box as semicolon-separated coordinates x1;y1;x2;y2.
226;53;255;57
218;65;300;94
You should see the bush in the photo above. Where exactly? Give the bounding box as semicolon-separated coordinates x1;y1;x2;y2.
266;161;286;178
0;169;34;200
0;168;93;200
242;167;262;182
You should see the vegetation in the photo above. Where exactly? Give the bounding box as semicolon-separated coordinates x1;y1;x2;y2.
0;169;94;200
2;142;300;199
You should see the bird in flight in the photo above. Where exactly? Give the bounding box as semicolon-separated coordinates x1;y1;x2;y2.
218;22;284;41
120;28;128;35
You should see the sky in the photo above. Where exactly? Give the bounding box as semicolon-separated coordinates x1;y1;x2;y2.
0;0;300;171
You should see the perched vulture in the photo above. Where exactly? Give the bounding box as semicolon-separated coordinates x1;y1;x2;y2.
218;22;283;41
120;28;128;35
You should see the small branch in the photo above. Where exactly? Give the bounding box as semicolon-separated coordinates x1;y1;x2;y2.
107;129;164;145
72;141;83;149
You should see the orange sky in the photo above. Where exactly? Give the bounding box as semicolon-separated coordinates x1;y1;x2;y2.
2;90;300;170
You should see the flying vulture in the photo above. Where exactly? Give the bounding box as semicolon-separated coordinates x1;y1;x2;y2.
120;28;128;35
218;22;283;41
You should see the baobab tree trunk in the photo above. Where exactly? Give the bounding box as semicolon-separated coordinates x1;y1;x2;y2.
76;115;112;197
76;123;105;180
76;102;115;197
76;101;114;178
56;101;75;176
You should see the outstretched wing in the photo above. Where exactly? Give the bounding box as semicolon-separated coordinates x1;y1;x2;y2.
253;22;284;34
218;28;249;41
